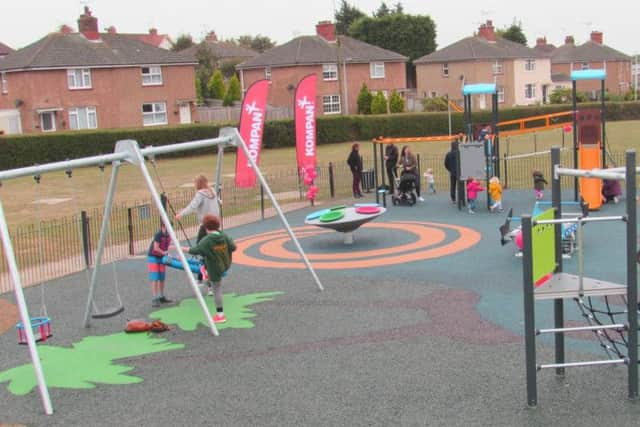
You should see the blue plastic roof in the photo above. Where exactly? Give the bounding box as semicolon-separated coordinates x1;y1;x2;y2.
571;69;606;81
463;83;496;95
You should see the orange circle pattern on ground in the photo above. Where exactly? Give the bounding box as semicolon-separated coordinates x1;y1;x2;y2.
234;221;481;270
0;299;19;336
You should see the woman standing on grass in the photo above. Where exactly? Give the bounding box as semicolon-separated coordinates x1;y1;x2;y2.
176;174;220;242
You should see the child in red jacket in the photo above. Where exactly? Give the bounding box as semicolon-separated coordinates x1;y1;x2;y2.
466;177;484;214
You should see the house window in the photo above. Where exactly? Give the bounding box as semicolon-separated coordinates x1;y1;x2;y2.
142;102;167;126
497;86;505;103
322;64;338;81
442;63;449;77
69;106;98;130
525;84;536;99
1;72;7;94
370;62;385;79
525;59;536;71
141;66;163;86
67;68;92;89
429;91;438;98
40;112;56;132
493;61;504;75
581;62;590;70
322;95;341;114
265;67;271;80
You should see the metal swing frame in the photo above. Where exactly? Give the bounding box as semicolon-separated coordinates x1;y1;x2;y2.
0;127;324;415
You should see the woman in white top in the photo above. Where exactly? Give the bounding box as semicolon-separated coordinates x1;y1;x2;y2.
176;174;220;242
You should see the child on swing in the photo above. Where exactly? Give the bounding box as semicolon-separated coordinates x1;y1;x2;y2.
176;214;236;324
147;222;172;307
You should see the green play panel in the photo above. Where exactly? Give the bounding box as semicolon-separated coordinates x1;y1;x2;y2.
319;210;345;222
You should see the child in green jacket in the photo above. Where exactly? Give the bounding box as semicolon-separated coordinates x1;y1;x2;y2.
178;214;236;323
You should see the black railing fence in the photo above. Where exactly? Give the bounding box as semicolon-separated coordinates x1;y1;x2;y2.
0;149;634;293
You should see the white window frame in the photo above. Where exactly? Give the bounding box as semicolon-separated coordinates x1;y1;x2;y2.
40;111;56;132
322;95;341;115
525;59;536;71
493;61;504;75
442;63;449;77
429;91;438;98
322;63;338;81
142;102;168;126
265;67;271;80
497;86;505;103
525;84;536;100
141;66;163;86
581;62;590;70
370;62;385;79
67;68;92;89
68;106;98;130
1;72;7;94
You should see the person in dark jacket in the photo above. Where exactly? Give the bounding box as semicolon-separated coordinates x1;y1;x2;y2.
384;143;399;193
347;143;363;198
444;141;459;204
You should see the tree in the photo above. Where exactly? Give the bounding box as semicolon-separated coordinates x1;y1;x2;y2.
549;87;587;104
219;60;242;79
496;20;527;46
348;13;436;64
194;42;218;98
171;34;194;51
370;92;388;114
207;70;225;100
223;75;242;106
236;35;275;53
356;83;373;114
195;76;204;105
334;0;365;35
374;2;391;17
389;91;404;113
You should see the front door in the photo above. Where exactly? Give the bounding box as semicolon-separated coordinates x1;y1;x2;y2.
179;103;191;124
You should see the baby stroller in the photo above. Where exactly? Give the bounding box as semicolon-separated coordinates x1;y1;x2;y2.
392;172;418;206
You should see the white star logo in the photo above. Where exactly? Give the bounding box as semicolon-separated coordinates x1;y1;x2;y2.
245;101;260;114
297;96;312;109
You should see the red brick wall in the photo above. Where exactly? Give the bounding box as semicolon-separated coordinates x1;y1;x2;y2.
551;61;632;95
241;61;407;115
0;65;196;133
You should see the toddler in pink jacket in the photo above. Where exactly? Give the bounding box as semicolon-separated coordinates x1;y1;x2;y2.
466;177;484;214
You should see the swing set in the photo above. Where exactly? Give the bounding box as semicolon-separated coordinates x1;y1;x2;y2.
0;127;324;415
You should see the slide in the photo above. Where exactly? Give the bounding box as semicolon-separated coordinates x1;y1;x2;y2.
579;145;602;210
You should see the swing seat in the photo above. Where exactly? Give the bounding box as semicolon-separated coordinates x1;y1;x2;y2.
16;317;52;345
91;305;125;319
161;255;203;275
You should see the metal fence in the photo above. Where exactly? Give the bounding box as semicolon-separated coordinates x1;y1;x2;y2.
0;149;633;294
197;105;293;124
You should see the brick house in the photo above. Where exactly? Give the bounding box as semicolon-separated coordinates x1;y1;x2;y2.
0;7;197;134
182;31;258;65
236;22;407;115
414;21;552;109
537;33;632;96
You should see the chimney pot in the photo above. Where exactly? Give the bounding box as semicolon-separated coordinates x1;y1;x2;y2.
590;31;603;44
316;21;336;42
77;6;100;40
564;35;575;45
478;20;496;42
536;37;547;47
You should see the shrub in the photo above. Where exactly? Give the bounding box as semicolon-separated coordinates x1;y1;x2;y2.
227;75;242;101
207;70;226;100
421;96;448;112
356;84;373;114
389;91;404;113
370;92;388;115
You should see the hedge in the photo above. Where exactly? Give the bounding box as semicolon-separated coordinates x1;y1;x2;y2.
1;102;639;170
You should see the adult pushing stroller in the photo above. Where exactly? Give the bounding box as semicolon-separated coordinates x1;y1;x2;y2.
392;172;418;206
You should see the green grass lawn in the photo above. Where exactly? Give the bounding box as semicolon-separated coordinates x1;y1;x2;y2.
1;120;639;226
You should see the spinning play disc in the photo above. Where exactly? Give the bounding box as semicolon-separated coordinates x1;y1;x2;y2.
319;210;345;222
355;206;381;214
306;209;330;221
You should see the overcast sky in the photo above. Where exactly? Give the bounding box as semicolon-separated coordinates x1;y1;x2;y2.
2;0;639;55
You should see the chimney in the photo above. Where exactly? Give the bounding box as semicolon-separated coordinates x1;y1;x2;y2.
205;31;218;43
590;31;603;44
564;35;575;45
59;24;73;35
316;21;336;42
107;26;117;34
478;20;496;42
536;37;547;47
77;6;100;40
149;28;158;36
